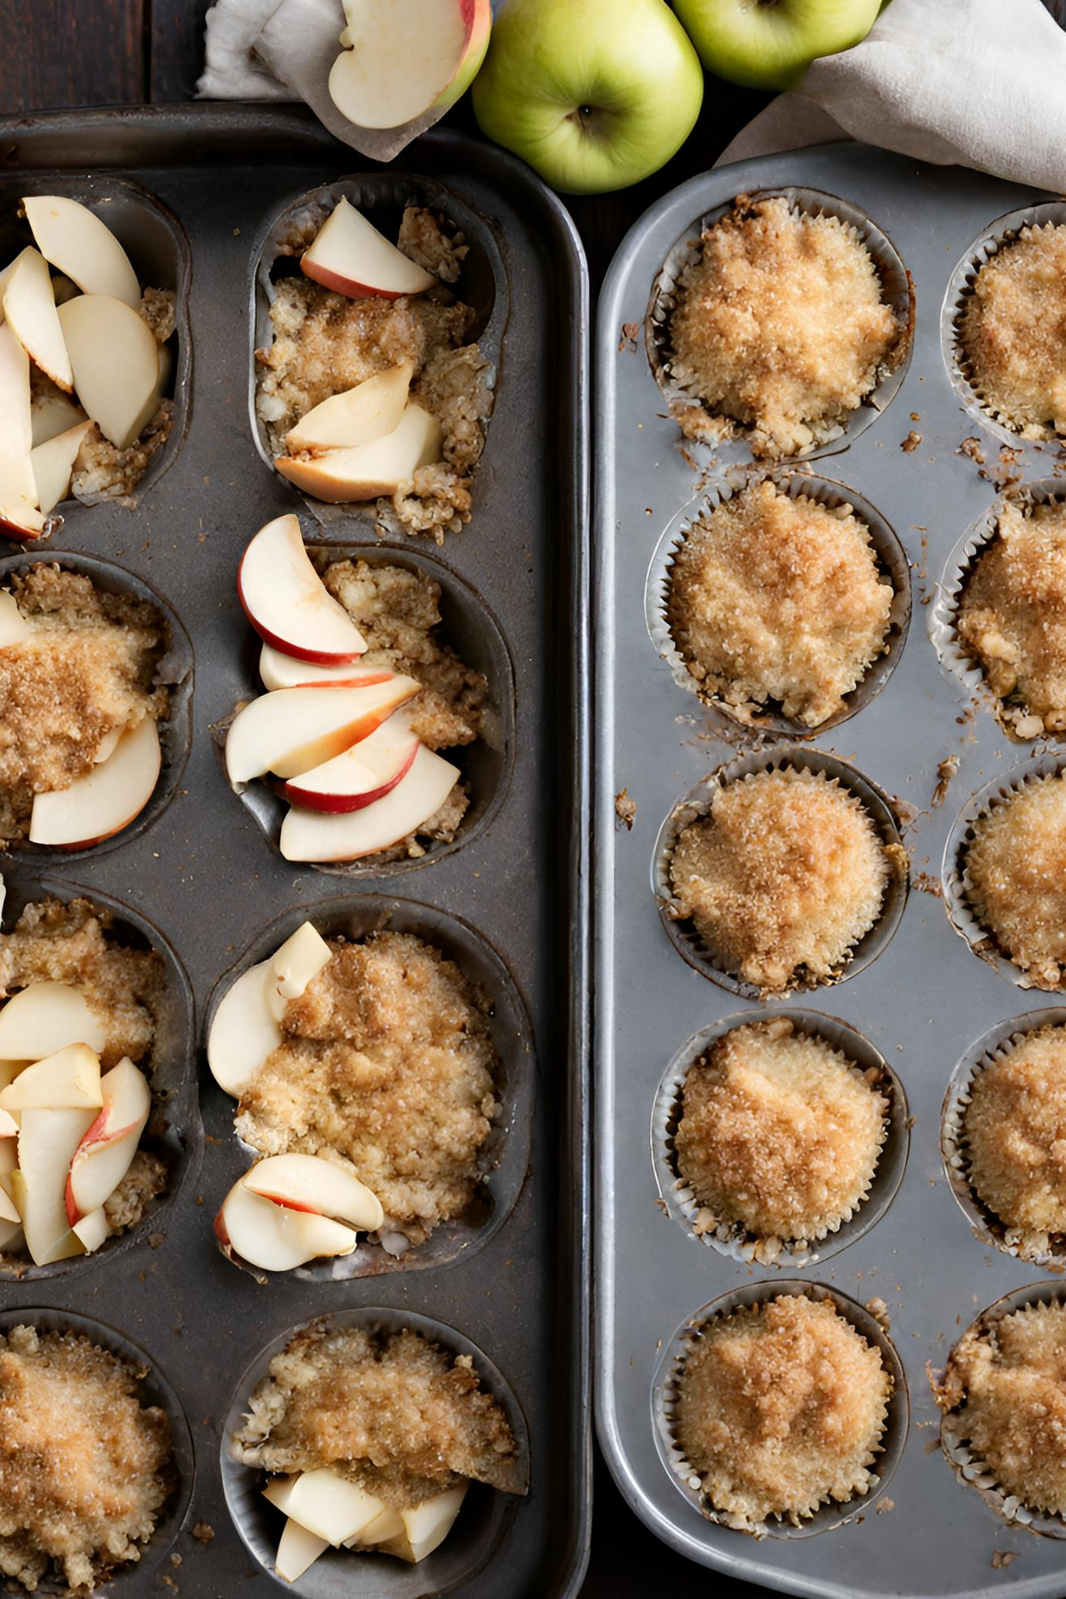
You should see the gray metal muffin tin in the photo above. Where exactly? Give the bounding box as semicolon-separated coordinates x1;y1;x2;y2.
594;142;1066;1598
0;104;589;1598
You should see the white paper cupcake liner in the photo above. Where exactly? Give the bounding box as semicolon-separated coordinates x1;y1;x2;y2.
646;187;914;468
652;1281;908;1539
651;1008;908;1267
941;202;1066;445
646;469;911;736
652;747;910;999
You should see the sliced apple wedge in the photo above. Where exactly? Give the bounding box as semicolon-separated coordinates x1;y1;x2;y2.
65;1057;150;1224
0;1174;18;1225
0;249;32;327
279;716;420;814
276;403;444;504
208;921;332;1096
0;1062;27;1092
285;362;414;455
31;390;87;448
259;644;393;693
276;1518;329;1582
280;744;459;863
0;321;49;541
0;982;107;1060
263;1476;301;1516
0;1043;102;1112
57;294;160;450
0;1108;17;1139
92;725;123;765
330;0;490;129
30;714;160;849
0;590;35;649
382;1483;468;1563
243;1154;384;1232
301;197;436;300
347;1503;404;1548
23;196;141;307
31;419;92;516
2;247;73;392
225;679;419;785
271;1467;384;1545
264;923;332;1021
237;514;367;665
214;1177;357;1272
15;1104;96;1265
71;1206;111;1253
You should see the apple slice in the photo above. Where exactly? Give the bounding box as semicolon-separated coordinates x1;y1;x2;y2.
0;590;35;649
208;921;332;1096
57;294;160;450
31;390;87;448
0;1062;27;1092
92;725;123;765
280;744;459;863
0;321;49;541
225;678;419;784
237;514;367;665
382;1483;468;1563
263;1477;301;1516
65;1057;150;1224
243;1154;384;1232
0;249;32;328
301;198;436;300
14;1104;96;1264
275;403;444;503
330;0;491;129
31;419;92;516
271;1467;384;1545
0;1171;18;1225
214;1177;357;1272
347;1503;404;1548
259;644;393;693
285;362;414;455
0;982;107;1060
72;1207;111;1253
23;196;141;307
276;1518;329;1582
2;247;73;392
264;922;332;1021
29;714;161;848
279;716;419;814
0;1108;17;1140
0;1043;102;1112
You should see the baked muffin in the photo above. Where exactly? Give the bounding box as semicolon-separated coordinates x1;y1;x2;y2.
936;1300;1066;1515
964;773;1066;988
665;194;907;458
958;223;1066;439
667;767;897;993
674;1294;892;1527
964;1023;1066;1256
956;498;1066;737
674;1017;888;1257
666;478;895;727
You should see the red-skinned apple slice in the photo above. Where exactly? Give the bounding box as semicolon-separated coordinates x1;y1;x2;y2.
275;403;444;503
31;419;92;516
0;1042;102;1112
259;643;393;692
23;196;141;307
0;590;34;649
300;197;436;299
330;0;491;130
280;744;459;862
214;1178;357;1273
237;514;367;664
0;322;51;541
65;1056;150;1224
285;362;414;455
0;982;107;1060
14;1104;96;1265
243;1153;384;1232
278;715;419;814
57;294;160;450
225;679;419;784
29;715;161;848
2;247;73;391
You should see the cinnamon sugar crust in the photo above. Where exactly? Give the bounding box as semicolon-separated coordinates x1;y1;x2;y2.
965;773;1066;988
958;223;1066;439
966;1024;1066;1255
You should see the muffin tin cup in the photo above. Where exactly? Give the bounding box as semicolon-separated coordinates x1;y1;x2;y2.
645;469;912;737
0;1305;196;1592
652;747;910;999
651;1280;909;1539
937;1282;1066;1537
943;751;1066;992
942;201;1066;447
220;1306;530;1598
941;1010;1066;1267
203;894;534;1283
0;872;202;1282
651;1008;909;1268
930;478;1066;738
645;187;915;469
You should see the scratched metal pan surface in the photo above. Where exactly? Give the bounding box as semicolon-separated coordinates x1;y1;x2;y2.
594;142;1066;1599
0;104;589;1599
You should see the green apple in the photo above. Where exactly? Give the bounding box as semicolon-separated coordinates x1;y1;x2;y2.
471;0;704;196
672;0;881;90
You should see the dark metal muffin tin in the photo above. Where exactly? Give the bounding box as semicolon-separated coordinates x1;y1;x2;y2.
0;104;589;1598
594;143;1066;1596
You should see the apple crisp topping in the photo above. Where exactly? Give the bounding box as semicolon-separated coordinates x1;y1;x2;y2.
956;499;1066;736
235;931;500;1246
668;768;897;993
675;1295;891;1527
232;1322;521;1508
667;479;895;727
936;1301;1066;1514
0;568;168;846
965;774;1066;988
965;1024;1066;1256
256;208;491;540
665;195;907;458
675;1018;887;1255
958;223;1066;438
0;1323;174;1593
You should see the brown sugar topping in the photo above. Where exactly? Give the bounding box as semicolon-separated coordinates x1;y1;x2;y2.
958;223;1066;438
965;773;1066;988
965;1023;1066;1254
